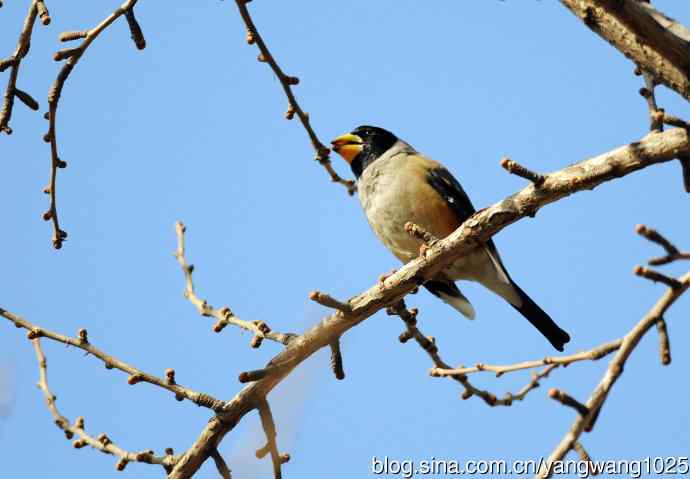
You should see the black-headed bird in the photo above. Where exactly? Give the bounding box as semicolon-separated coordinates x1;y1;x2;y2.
331;125;570;351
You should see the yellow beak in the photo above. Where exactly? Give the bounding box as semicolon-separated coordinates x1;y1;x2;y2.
331;133;363;164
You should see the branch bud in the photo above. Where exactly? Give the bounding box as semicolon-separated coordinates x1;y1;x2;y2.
165;368;176;385
59;31;89;42
77;328;88;343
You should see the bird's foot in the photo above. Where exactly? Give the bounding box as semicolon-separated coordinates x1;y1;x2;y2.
378;269;398;289
419;243;430;259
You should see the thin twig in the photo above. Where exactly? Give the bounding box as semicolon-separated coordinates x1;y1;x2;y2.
308;291;352;314
656;318;671;365
573;442;598;477
174;221;296;345
257;398;286;479
1;308;224;411
655;110;690;130
232;0;355;195
634;265;682;289
501;157;545;186
0;0;43;135
636;73;690;194
636;224;690;265
430;339;621;377
538;271;690;478
210;448;232;479
329;340;345;380
637;70;663;132
45;0;144;249
31;338;178;472
388;300;552;407
548;388;589;416
238;366;281;384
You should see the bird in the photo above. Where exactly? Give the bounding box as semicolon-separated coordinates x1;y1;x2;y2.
330;125;570;351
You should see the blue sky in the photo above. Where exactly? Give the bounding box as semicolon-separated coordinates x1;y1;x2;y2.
1;1;689;477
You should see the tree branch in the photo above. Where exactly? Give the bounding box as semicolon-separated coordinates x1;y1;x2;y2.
209;448;232;479
538;270;690;478
430;339;621;377
45;0;145;249
389;300;553;406
168;127;690;478
500;157;545;186
0;0;44;135
231;0;356;195
0;308;224;411
256;398;288;479
174;221;297;346
560;0;690;101
31;338;179;472
636;224;690;265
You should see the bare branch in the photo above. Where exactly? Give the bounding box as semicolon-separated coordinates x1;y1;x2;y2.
548;388;590;416
329;340;345;380
0;0;44;135
430;339;621;377
538;270;690;478
238;366;281;384
560;0;690;101
35;0;50;25
389;300;551;407
636;224;690;265
257;398;285;479
634;63;690;193
31;338;178;472
169;128;690;479
124;8;146;50
655;110;690;130
0;308;224;411
174;221;297;346
210;448;232;479
500;157;546;186
637;70;663;132
308;290;352;314
634;265;682;289
45;0;146;249
656;318;671;365
231;0;356;195
573;442;598;477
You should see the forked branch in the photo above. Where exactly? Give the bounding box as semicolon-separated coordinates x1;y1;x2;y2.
44;0;146;249
232;0;355;195
538;269;690;478
31;338;179;472
174;221;296;347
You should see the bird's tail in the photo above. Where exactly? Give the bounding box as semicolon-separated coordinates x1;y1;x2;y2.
424;280;476;320
509;281;570;351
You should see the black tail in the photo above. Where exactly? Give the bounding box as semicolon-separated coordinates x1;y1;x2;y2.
510;282;570;351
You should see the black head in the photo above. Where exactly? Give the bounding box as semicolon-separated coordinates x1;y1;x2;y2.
331;125;399;178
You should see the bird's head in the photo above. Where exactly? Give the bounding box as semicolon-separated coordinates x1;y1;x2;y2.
331;125;398;178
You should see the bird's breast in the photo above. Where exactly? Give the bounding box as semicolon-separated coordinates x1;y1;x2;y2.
358;154;460;263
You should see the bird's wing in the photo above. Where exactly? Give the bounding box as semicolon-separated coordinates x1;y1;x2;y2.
426;165;511;285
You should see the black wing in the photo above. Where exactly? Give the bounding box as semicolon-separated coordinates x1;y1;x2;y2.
426;167;476;223
426;166;511;280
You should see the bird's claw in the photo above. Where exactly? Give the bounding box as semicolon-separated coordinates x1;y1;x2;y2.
419;243;430;259
378;269;398;289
